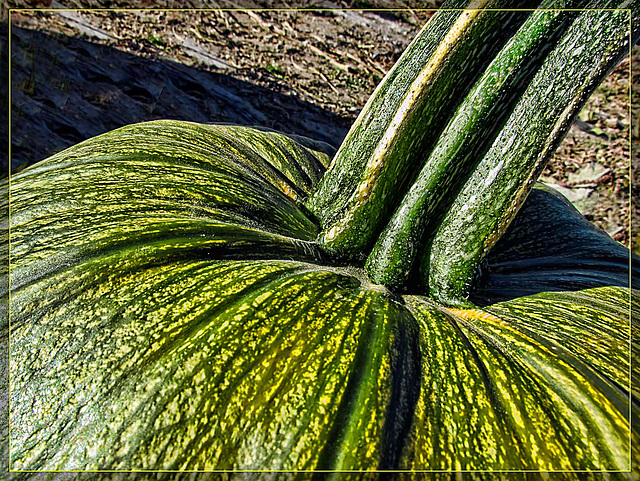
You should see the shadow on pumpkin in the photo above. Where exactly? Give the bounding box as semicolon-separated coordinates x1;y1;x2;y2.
471;184;640;306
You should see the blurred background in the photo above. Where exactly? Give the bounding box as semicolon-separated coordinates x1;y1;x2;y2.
4;2;638;252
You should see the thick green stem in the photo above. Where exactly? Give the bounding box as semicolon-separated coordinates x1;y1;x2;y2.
365;4;583;289
426;4;638;306
306;0;537;259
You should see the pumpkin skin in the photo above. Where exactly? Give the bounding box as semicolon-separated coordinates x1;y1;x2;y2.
7;120;638;472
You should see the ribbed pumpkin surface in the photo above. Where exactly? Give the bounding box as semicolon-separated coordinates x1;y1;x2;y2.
8;121;637;472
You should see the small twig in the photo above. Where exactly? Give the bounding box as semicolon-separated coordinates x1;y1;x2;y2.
317;69;341;96
307;44;350;73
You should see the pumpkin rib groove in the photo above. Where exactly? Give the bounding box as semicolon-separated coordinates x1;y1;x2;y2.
287;140;328;188
377;302;422;470
403;295;521;469
281;136;329;185
282;292;367;471
9;255;224;329
126;262;257;341
12;263;353;470
183;270;374;470
438;309;528;462
54;202;316;243
210;127;311;200
10;225;327;297
484;288;632;388
212;124;333;193
454;307;633;469
10;212;319;290
200;274;338;409
19;143;277;200
451;314;583;467
257;292;358;470
470;307;624;403
223;127;318;194
14;262;248;469
117;122;315;197
236;279;359;468
313;293;383;471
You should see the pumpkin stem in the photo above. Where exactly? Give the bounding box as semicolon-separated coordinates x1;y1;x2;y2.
305;0;537;259
364;5;583;291
310;0;638;307
424;4;638;306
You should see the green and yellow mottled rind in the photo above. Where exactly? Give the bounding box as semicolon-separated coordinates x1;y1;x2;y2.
10;258;637;470
10;120;332;294
7;120;639;472
426;6;637;306
11;259;394;470
404;287;636;471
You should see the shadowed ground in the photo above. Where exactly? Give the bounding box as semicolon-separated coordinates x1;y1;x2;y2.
9;25;352;173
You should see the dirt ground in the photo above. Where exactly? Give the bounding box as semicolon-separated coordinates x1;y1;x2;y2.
7;4;638;251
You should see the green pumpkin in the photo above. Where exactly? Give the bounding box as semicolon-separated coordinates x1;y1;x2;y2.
7;120;638;472
6;2;639;476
